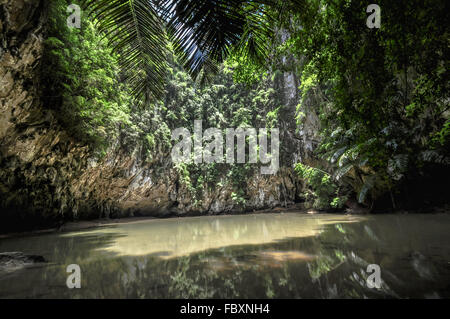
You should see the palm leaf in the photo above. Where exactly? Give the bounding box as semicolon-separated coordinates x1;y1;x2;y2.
82;0;304;104
163;0;305;78
158;0;268;79
81;0;168;104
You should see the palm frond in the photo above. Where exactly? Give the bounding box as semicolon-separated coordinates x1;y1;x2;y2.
158;0;268;79
82;0;304;103
157;0;305;80
81;0;168;104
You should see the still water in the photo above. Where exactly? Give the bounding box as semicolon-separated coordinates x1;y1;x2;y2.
1;213;450;298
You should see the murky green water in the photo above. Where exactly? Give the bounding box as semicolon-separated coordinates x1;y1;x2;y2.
1;213;450;298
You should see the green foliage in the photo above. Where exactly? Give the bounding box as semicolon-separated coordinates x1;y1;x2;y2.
295;163;345;210
42;0;132;153
331;197;347;209
104;43;283;206
148;58;281;203
224;54;268;86
286;0;449;205
231;191;247;206
81;0;168;104
266;105;281;129
80;0;302;104
176;163;196;195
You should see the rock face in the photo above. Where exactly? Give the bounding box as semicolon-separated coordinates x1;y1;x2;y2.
0;0;95;231
73;156;303;219
0;0;321;232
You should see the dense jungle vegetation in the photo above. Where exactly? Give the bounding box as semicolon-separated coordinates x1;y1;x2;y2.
42;0;449;212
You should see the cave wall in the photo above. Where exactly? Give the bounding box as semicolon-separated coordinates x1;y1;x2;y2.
0;0;94;231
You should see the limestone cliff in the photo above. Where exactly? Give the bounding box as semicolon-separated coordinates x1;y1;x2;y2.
0;0;320;232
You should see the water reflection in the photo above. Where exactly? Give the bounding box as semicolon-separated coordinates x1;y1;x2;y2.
62;214;363;258
0;213;449;298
